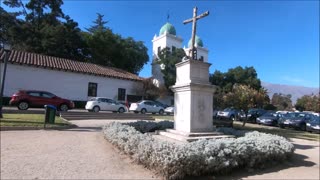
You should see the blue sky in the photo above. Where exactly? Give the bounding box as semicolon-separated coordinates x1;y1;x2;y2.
3;1;319;88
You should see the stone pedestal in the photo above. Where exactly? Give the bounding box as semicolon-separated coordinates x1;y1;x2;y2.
172;59;215;133
159;60;233;142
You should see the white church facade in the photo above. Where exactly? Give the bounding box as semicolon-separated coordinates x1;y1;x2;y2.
151;22;209;105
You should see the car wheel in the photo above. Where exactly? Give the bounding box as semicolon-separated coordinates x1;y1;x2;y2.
230;115;235;121
18;101;29;110
93;106;100;113
159;109;164;115
59;104;68;112
300;123;306;131
118;107;125;113
141;108;146;114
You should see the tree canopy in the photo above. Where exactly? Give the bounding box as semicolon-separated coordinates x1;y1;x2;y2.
295;94;319;112
271;93;293;111
1;0;149;74
210;66;262;93
156;47;186;90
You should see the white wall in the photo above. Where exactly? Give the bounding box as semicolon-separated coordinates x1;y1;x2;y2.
2;63;142;101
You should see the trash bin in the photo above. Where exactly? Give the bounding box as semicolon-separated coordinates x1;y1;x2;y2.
44;105;57;124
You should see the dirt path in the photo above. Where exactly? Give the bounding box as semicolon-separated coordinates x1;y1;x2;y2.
1;127;158;179
1;119;319;179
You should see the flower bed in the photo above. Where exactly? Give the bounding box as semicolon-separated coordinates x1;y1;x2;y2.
103;121;294;179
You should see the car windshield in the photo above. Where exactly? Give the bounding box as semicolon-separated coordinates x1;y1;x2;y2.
223;108;234;111
310;116;320;124
263;112;277;117
248;109;258;113
89;97;99;101
285;113;306;118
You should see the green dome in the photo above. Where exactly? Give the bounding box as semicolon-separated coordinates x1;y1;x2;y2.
159;23;176;35
188;35;203;47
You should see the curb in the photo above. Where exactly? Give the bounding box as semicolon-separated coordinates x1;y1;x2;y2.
0;124;78;131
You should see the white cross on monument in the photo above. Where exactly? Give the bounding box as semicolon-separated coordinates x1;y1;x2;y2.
183;7;209;60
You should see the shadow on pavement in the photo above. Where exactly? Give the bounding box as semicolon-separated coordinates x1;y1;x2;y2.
293;143;319;150
58;126;102;132
184;152;316;180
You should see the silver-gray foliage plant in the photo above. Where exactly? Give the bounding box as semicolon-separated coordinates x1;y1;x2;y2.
102;121;294;179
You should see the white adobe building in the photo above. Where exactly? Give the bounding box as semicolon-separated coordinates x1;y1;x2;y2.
0;49;144;105
151;22;209;104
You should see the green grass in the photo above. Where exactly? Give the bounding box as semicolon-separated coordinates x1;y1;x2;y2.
153;115;319;141
153;115;174;121
0;114;71;128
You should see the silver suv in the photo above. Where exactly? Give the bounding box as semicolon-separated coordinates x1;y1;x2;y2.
217;108;239;121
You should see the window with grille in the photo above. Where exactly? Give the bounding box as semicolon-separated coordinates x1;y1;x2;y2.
118;88;126;101
88;82;98;97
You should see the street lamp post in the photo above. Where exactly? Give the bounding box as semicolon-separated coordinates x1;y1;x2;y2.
0;43;11;118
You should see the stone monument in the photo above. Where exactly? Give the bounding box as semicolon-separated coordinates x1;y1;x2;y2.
159;7;232;142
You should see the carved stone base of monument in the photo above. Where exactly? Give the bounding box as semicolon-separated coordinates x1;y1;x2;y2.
159;60;233;142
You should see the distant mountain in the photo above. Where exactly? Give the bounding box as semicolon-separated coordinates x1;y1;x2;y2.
262;82;319;104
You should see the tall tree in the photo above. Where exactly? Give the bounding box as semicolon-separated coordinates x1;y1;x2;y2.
156;47;186;90
83;13;149;74
295;94;320;112
210;66;266;110
271;93;293;111
86;13;108;33
1;0;88;61
210;66;262;93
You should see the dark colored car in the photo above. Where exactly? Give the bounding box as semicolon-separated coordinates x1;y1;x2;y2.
246;108;267;123
9;90;74;111
306;115;320;133
213;117;233;128
256;111;281;126
278;112;313;131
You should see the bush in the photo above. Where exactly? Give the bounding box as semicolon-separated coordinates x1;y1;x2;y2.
102;121;294;179
123;120;174;133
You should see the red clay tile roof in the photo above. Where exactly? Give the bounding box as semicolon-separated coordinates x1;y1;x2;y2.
0;49;143;81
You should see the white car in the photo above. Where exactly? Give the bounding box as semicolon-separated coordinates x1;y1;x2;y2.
129;100;165;114
164;106;174;115
85;97;127;113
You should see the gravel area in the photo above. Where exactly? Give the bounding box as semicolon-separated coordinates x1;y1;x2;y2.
1;119;319;179
1;127;158;179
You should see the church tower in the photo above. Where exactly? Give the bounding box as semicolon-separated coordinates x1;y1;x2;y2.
151;22;183;86
183;35;209;62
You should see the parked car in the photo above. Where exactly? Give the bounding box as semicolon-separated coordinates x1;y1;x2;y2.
246;108;267;123
85;97;127;113
278;112;313;131
9;90;74;111
164;106;174;115
256;111;281;126
213;117;233;128
216;107;239;121
129;100;165;114
154;101;169;109
306;115;320;133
